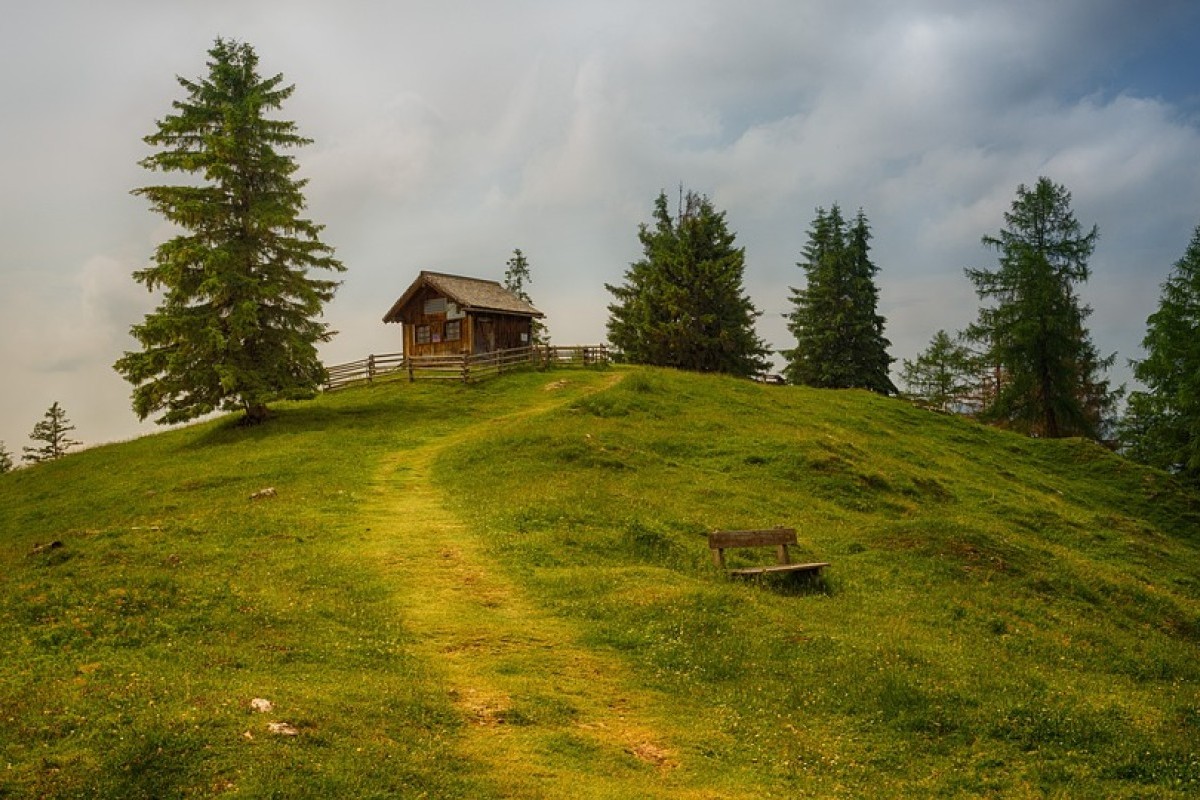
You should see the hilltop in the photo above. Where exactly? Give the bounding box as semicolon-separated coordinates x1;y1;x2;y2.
1;367;1198;798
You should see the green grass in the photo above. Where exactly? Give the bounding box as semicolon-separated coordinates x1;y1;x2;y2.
2;365;1199;797
436;367;1200;797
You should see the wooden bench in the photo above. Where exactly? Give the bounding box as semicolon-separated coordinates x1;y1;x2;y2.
708;528;830;577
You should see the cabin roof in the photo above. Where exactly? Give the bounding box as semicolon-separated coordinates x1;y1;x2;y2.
382;271;544;323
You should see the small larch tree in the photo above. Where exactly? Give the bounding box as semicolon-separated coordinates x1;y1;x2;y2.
22;402;81;464
783;206;896;393
114;38;344;426
606;189;769;376
965;177;1116;439
901;330;978;413
1121;222;1200;482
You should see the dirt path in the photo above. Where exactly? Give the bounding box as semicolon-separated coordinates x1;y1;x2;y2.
360;375;737;799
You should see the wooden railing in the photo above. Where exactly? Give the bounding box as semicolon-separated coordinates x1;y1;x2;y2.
323;344;609;390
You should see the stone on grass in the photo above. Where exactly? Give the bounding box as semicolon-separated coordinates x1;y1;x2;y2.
267;722;299;736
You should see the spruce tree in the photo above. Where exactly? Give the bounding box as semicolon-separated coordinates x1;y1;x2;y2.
965;177;1115;439
0;442;13;474
114;39;344;426
1121;222;1200;481
503;248;548;345
22;402;81;464
606;190;769;376
783;206;896;393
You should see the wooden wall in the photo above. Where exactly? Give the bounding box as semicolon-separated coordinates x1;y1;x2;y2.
397;285;534;358
469;314;533;355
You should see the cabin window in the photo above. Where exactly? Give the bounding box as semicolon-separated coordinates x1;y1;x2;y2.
423;297;447;315
415;324;432;344
445;320;461;341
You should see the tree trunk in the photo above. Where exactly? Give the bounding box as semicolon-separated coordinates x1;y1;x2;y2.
243;402;270;426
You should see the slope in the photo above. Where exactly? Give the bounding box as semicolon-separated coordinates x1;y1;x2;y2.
1;366;1198;798
435;367;1200;797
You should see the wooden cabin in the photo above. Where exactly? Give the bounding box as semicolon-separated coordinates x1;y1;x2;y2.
382;271;544;358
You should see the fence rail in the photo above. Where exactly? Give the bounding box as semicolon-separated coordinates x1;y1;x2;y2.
323;344;609;390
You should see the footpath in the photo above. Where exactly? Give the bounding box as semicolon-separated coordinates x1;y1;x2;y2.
360;374;744;799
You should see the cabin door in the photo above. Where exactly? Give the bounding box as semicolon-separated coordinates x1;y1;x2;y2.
474;317;495;354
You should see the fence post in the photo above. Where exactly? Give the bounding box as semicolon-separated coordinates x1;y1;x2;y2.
367;354;376;384
461;352;471;384
407;356;414;383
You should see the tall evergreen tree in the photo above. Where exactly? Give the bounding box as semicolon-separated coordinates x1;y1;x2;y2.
0;442;13;474
783;206;896;393
965;177;1115;439
22;402;81;464
503;248;548;345
114;39;344;426
901;330;978;412
1121;222;1200;481
606;190;769;376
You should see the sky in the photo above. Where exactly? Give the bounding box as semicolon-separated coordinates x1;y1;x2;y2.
3;0;1200;454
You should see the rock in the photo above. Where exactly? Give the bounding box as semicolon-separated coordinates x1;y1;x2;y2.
31;541;63;555
267;722;299;736
249;487;277;500
250;698;273;713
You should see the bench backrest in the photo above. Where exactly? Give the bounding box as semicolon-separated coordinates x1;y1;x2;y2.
708;528;797;569
708;528;797;550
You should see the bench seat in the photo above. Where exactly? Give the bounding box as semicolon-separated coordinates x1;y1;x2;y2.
728;561;831;577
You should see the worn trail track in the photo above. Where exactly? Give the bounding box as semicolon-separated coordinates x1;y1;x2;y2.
358;375;742;799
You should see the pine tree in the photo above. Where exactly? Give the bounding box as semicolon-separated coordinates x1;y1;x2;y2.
503;248;548;345
1121;222;1200;481
606;190;769;376
964;177;1115;439
0;442;13;474
22;402;81;464
901;330;978;412
783;206;896;393
114;39;345;426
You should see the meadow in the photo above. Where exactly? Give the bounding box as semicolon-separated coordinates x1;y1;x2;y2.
1;366;1197;798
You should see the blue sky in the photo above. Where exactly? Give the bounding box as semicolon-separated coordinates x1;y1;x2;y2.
2;0;1200;453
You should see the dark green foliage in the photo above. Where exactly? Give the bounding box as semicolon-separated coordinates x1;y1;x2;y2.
115;38;344;426
783;206;896;393
901;329;979;412
0;442;12;474
606;190;769;376
1122;223;1200;483
965;177;1116;439
22;402;81;464
503;248;548;345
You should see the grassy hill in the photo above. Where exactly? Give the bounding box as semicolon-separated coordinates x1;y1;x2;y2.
1;366;1198;798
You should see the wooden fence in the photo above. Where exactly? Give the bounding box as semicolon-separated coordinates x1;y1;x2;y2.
323;344;609;390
